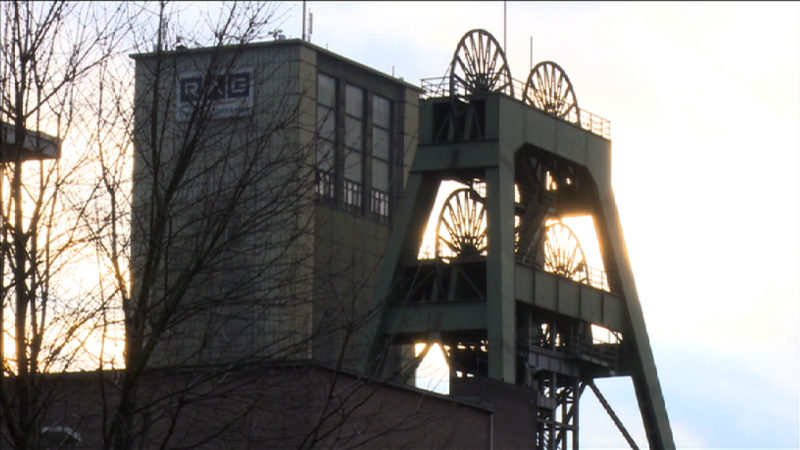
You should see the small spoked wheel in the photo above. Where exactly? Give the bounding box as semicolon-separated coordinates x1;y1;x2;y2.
436;188;488;259
449;29;514;101
523;61;580;123
542;220;588;282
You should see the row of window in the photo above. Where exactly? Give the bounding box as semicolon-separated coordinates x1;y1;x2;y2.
316;73;392;221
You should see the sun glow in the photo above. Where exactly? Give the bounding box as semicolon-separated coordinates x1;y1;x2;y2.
414;342;450;395
410;184;615;392
417;182;608;281
418;180;471;259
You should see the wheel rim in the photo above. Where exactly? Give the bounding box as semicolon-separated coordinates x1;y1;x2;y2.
542;221;587;282
449;29;514;101
523;61;580;122
436;188;488;259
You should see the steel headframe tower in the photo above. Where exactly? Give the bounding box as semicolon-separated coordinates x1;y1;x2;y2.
362;29;673;449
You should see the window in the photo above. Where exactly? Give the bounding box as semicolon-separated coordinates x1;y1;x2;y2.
371;95;391;220
316;74;336;200
344;84;364;210
315;73;394;222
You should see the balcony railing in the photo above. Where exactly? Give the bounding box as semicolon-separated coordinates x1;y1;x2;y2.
585;265;611;292
420;76;611;140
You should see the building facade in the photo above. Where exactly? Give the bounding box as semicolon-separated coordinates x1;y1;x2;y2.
131;39;419;369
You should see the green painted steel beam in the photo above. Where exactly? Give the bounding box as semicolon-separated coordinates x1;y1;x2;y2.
411;141;500;172
359;171;441;374
514;265;628;333
484;165;517;383
363;93;674;449
596;196;675;448
381;301;486;337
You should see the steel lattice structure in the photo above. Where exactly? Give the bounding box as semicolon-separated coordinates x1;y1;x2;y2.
362;29;673;449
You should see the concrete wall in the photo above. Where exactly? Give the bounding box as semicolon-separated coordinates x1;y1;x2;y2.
132;42;315;367
33;364;494;449
306;46;420;368
132;40;420;370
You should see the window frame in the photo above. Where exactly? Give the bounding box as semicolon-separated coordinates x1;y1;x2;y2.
343;83;365;211
315;73;337;202
370;94;392;220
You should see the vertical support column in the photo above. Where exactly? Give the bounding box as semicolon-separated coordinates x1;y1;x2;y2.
360;171;439;375
572;382;580;450
599;197;674;449
485;164;516;382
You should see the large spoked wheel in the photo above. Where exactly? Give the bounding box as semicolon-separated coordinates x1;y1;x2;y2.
543;221;588;282
449;29;514;101
523;61;580;123
436;188;488;260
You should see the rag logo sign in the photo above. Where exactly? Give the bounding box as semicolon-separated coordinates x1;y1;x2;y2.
177;69;253;121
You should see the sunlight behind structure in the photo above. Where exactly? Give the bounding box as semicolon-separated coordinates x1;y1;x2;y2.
414;343;449;395
552;215;609;291
591;324;622;345
418;181;608;283
558;215;603;271
418;180;469;259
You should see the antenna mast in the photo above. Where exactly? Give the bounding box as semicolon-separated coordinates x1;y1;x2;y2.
530;36;533;70
308;12;313;42
503;1;507;52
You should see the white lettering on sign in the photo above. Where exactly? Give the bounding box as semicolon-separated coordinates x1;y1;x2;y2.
176;68;253;121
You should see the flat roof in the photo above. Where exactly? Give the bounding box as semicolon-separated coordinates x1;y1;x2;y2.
130;38;423;93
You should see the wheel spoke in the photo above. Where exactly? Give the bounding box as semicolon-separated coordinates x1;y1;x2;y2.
437;188;487;259
450;29;512;98
542;221;587;282
524;61;580;121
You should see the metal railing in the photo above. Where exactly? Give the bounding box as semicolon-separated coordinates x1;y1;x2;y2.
565;338;618;366
417;247;612;293
585;265;611;292
420;76;611;140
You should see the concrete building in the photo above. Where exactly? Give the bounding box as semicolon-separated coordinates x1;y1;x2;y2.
131;38;419;369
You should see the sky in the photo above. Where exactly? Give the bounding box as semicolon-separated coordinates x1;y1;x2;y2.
281;2;800;448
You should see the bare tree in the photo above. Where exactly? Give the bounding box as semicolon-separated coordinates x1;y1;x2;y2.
0;2;452;448
89;2;446;445
0;1;129;448
83;2;327;448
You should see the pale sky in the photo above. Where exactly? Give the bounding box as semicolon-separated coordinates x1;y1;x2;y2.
289;2;800;448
